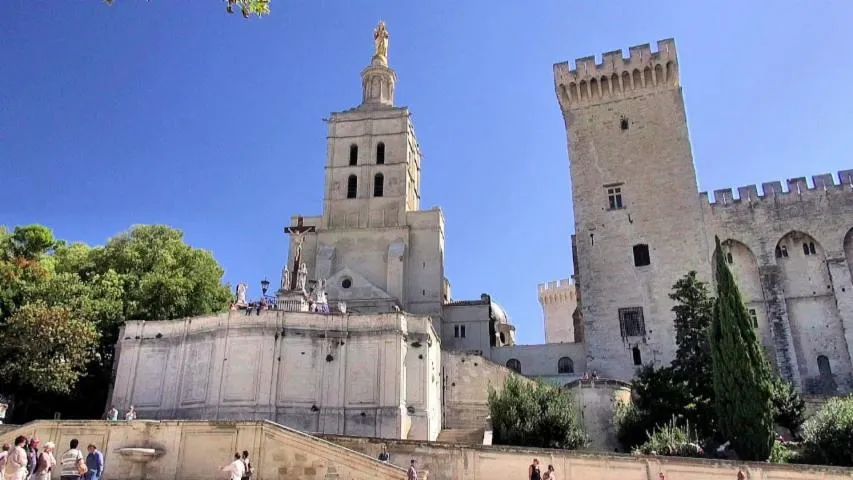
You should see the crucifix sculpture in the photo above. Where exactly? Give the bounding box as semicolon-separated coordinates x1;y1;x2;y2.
284;216;316;290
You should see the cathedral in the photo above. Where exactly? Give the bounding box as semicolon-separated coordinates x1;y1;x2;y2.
108;25;852;454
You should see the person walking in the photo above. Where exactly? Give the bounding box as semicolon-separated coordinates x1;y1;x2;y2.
25;439;39;480
6;437;28;480
240;451;253;479
220;453;244;480
31;442;56;480
406;459;418;480
83;445;103;480
528;458;541;480
59;439;85;480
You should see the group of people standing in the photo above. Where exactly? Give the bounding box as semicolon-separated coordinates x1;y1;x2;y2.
221;451;253;480
105;405;136;421
0;437;102;480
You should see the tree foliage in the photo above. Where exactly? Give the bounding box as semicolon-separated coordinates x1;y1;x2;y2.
0;223;231;421
104;0;271;18
632;418;704;458
709;236;775;461
799;395;853;466
770;377;806;436
488;375;588;450
615;365;694;449
0;303;99;394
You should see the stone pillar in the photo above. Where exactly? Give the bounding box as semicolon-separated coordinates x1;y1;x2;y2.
758;265;802;388
826;254;853;389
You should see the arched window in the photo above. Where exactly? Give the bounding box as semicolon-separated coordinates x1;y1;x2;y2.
349;144;358;166
632;346;642;366
557;357;574;374
346;175;357;199
726;252;734;264
817;355;832;377
633;244;650;267
376;142;385;165
373;173;384;197
506;358;521;374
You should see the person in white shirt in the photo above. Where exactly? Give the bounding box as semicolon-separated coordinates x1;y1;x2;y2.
5;436;28;480
124;405;136;421
59;439;85;480
220;453;244;480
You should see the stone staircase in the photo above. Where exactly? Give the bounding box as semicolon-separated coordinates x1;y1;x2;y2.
435;427;484;445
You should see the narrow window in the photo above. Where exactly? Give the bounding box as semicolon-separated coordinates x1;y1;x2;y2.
558;357;574;374
349;144;358;166
817;355;832;377
632;346;642;366
633;244;650;267
777;245;789;258
619;307;646;337
803;243;810;255
620;118;629;130
775;246;782;258
346;175;357;199
782;245;788;257
726;252;734;264
376;142;385;165
460;325;466;338
748;308;758;328
373;173;384;197
454;325;459;338
506;358;521;374
606;186;623;209
809;242;816;255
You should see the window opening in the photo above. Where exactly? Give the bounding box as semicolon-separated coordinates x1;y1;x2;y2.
460;325;466;338
620;118;629;130
633;244;650;267
817;355;832;377
607;186;623;209
373;173;384;197
632;346;642;366
775;245;789;258
726;252;734;264
748;309;758;328
619;307;646;337
349;144;358;166
557;357;574;374
346;175;357;199
376;142;385;165
454;325;459;338
506;358;521;374
341;278;352;289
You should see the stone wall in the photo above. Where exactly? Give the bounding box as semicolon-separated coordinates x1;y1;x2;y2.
110;310;441;441
489;342;587;384
0;420;407;480
566;379;631;451
323;434;853;480
440;351;530;430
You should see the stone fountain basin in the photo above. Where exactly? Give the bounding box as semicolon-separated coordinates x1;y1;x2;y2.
114;447;164;463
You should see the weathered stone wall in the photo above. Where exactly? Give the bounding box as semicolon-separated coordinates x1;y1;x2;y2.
323;434;853;480
538;279;578;343
489;342;587;384
566;379;631;451
0;420;407;480
702;173;853;394
440;351;531;430
441;301;492;355
110;311;441;441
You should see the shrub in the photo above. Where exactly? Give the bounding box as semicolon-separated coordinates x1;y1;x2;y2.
770;377;805;436
489;375;588;449
632;418;704;458
798;395;853;466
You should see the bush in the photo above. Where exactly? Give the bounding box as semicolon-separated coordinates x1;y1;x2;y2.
488;375;588;449
770;377;805;436
798;395;853;466
632;418;704;458
769;439;797;464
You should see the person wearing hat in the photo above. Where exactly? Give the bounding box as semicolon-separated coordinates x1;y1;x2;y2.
26;439;40;479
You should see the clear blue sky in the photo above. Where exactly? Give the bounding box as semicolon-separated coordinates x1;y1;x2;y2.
3;1;852;344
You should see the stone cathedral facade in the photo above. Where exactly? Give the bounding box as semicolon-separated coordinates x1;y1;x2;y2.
552;39;853;394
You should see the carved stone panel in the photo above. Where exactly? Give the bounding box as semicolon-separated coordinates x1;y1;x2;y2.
180;342;212;405
131;348;169;407
223;338;262;403
279;339;318;404
346;343;379;405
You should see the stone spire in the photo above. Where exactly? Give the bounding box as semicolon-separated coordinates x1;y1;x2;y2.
361;21;397;107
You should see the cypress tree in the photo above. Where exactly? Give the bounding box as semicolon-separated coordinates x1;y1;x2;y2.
709;236;775;460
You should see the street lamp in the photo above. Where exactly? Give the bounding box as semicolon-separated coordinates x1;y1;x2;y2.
261;278;270;296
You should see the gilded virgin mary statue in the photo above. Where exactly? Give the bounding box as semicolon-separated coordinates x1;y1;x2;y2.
373;21;389;60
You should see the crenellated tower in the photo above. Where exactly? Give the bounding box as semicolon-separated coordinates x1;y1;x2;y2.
553;39;711;379
538;279;579;343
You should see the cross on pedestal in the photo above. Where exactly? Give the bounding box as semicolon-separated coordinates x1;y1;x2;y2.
284;216;316;290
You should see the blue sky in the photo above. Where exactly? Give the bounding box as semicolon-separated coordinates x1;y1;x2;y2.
2;1;852;344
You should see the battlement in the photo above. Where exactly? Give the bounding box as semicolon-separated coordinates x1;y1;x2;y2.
701;169;853;208
554;38;679;110
538;278;574;293
538;279;576;306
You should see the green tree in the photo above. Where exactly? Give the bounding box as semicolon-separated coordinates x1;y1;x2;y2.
669;271;715;437
709;236;775;461
770;377;806;436
799;395;853;466
0;303;100;394
104;0;271;18
489;375;588;449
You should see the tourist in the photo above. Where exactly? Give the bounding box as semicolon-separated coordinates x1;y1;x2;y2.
124;405;136;421
220;452;244;480
1;443;10;480
240;451;253;479
59;438;86;480
84;444;103;480
106;406;119;421
542;464;555;480
26;438;40;479
5;437;28;480
528;458;541;480
31;442;56;480
406;459;418;480
377;445;390;462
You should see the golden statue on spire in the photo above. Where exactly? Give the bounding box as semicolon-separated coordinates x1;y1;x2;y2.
373;21;389;61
